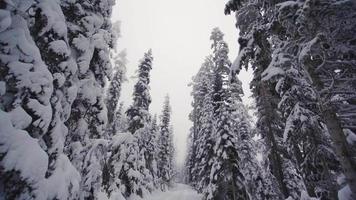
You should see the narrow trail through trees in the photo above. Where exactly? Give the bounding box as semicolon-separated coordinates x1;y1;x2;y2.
145;184;202;200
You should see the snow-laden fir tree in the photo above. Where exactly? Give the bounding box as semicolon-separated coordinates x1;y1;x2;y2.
29;0;82;198
225;1;309;199
121;49;154;198
229;76;282;200
205;28;250;200
226;0;356;199
157;95;175;191
106;50;127;136
262;44;340;199
147;114;159;187
271;2;356;198
186;28;253;200
126;49;153;133
190;57;215;192
114;102;129;134
60;0;115;198
0;0;80;199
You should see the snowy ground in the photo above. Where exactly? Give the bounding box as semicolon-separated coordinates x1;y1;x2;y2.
144;184;202;200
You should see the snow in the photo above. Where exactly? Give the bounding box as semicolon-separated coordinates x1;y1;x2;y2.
261;52;289;81
111;132;135;146
27;98;52;131
144;184;202;200
277;1;302;11
299;191;318;200
36;0;68;37
338;185;353;200
8;107;32;129
344;129;356;145
38;154;80;200
0;9;11;33
0;110;48;183
49;40;70;57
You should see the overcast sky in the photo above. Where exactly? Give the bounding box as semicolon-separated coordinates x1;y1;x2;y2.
112;0;253;165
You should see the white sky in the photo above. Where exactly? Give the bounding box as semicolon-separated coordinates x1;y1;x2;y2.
112;0;253;165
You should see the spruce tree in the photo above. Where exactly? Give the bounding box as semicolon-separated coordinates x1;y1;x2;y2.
186;28;253;200
61;0;115;198
225;1;308;199
123;50;154;198
0;1;80;198
157;95;175;191
106;50;127;136
226;0;356;199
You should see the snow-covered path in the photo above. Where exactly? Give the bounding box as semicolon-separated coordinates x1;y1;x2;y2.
145;184;202;200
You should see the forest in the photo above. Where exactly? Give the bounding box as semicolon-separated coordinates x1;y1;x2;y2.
0;0;355;200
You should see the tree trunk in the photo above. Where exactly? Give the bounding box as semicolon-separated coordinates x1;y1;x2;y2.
305;63;356;197
260;84;290;199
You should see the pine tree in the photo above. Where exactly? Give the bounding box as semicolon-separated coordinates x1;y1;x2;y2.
114;102;129;133
106;50;127;136
229;78;282;200
126;50;153;134
122;50;154;198
287;1;356;197
185;28;252;200
147;114;159;187
192;57;215;193
0;1;80;199
0;1;54;198
225;1;308;199
157;95;175;191
226;0;356;199
30;0;82;198
61;0;115;198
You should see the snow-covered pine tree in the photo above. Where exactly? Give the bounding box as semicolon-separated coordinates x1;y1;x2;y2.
0;0;80;199
262;43;340;199
0;1;54;198
106;50;127;136
191;57;215;193
287;2;356;197
229;76;282;200
122;50;154;198
184;126;198;185
157;95;175;191
202;27;250;200
60;0;116;198
114;102;129;133
184;55;214;189
260;1;356;198
126;49;152;133
225;1;309;199
147;114;159;188
185;74;205;186
29;0;82;198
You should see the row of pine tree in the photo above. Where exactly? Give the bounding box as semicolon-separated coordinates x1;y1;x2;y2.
185;0;356;200
0;0;174;199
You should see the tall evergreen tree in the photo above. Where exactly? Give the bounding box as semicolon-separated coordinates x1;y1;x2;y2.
204;28;249;200
61;0;115;198
106;50;127;135
225;1;308;199
0;0;81;199
186;28;255;200
157;95;175;191
122;50;154;198
226;0;356;199
126;50;153;134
